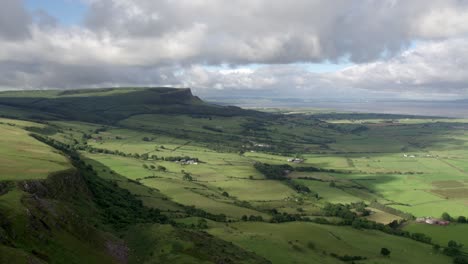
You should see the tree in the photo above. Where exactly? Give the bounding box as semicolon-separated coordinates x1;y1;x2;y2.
157;165;167;172
142;164;148;169
222;191;229;197
183;173;193;181
457;216;467;223
380;248;391;257
329;181;336;188
442;212;452;221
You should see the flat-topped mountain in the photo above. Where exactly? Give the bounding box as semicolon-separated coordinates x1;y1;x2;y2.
0;87;261;123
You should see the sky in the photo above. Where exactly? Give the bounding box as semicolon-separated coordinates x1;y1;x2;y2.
1;0;468;100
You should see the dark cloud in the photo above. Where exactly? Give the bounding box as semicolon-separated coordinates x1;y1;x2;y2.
0;60;181;90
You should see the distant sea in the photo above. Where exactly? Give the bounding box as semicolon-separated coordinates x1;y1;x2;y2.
208;98;468;118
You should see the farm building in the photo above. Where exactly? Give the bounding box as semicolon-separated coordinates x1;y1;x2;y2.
415;217;450;226
287;158;304;163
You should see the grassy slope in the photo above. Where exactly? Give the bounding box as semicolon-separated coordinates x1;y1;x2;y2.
209;222;451;264
404;222;468;248
0;119;71;181
0;120;117;263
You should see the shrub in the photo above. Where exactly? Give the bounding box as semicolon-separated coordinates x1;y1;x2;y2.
443;240;463;257
454;256;468;264
380;248;391;257
183;174;193;181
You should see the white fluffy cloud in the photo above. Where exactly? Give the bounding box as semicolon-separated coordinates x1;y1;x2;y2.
1;0;468;99
179;39;468;99
83;0;468;64
332;39;468;93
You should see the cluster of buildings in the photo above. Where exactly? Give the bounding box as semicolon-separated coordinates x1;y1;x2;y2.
254;143;271;148
287;158;304;163
415;217;450;226
175;159;198;165
402;154;436;158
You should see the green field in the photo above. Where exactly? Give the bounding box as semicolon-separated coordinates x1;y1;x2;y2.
404;222;468;248
209;222;451;264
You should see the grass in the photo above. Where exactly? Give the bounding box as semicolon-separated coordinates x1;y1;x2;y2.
294;179;363;204
404;222;468;249
209;222;452;264
0;120;71;181
209;179;296;201
142;178;268;218
365;208;402;224
123;223;269;264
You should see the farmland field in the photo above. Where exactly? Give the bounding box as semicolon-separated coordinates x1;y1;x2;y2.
209;222;451;264
404;223;468;248
1;88;468;263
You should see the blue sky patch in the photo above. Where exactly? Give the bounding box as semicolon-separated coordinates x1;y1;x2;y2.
25;0;87;26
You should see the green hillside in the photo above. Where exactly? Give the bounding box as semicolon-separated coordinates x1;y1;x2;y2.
0;119;272;263
1;88;468;263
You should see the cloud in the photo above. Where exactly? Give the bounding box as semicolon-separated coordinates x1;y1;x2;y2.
83;0;468;64
0;0;31;40
0;0;468;99
180;39;468;99
330;39;468;97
